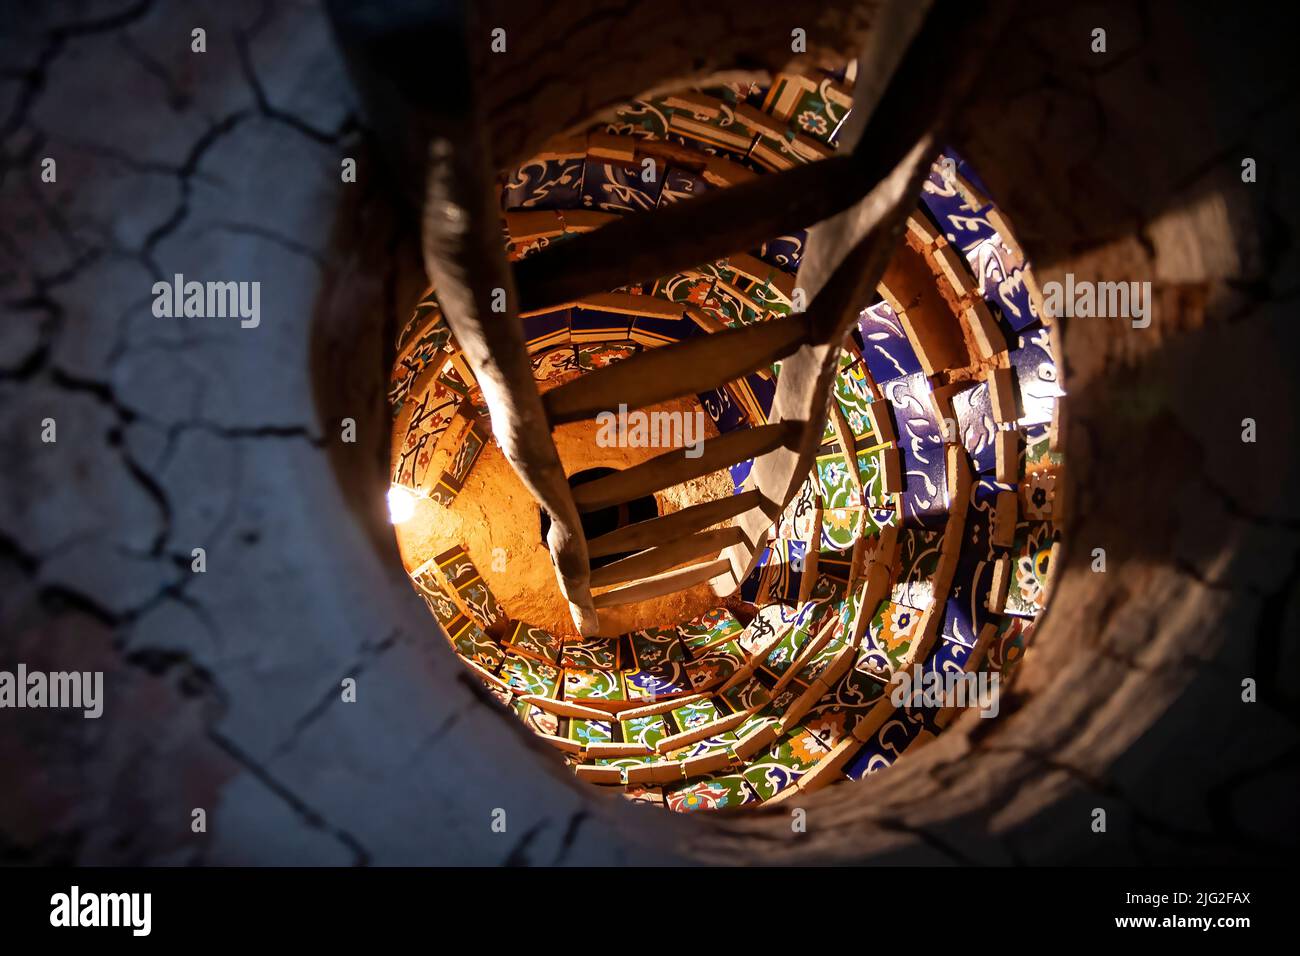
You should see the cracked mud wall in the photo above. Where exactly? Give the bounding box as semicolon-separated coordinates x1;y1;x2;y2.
1;0;1297;865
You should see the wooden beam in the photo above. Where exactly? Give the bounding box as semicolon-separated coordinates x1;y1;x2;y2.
543;315;810;424
571;421;801;512
591;559;734;609
587;489;765;558
589;526;744;588
417;76;598;636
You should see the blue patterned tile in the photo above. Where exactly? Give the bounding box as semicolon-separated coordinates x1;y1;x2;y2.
657;166;710;205
1008;323;1064;428
843;709;926;780
699;386;748;433
753;232;806;274
503;156;584;210
858;301;922;385
951;380;997;475
581;158;663;213
882;372;948;530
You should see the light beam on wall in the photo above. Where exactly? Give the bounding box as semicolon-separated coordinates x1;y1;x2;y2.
387;484;423;524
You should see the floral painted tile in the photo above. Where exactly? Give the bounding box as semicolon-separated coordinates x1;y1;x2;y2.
858;300;922;385
532;345;580;383
860;599;924;677
621;713;670;750
430;416;489;505
891;528;943;609
1005;521;1056;618
665;774;761;812
456;576;505;631
794;629;850;685
775;476;819;541
561;636;619;671
623;661;693;701
820;506;863;552
410;563;460;628
500;652;561;698
670;697;724;733
567;717;614;747
1020;425;1062;520
575;342;638;369
515;702;560;737
503;621;562;665
685;640;748;690
943;477;1015;645
623;785;666;807
433;545;477;589
628;626;687;668
826;653;889;710
742;721;836;800
894;637;982;730
764;539;806;604
678;607;745;653
664;731;738;763
721;677;772;714
445;616;505;671
799;703;861;751
562;667;626;704
759;623;815;681
983;614;1035;679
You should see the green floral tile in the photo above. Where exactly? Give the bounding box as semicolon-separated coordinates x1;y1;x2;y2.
504;621;561;665
721;678;772;714
567;718;614;746
794;630;849;685
628;626;687;668
499;652;561;698
684;640;747;690
1005;521;1055;618
411;565;461;628
515;702;559;737
665;774;761;812
825;655;889;710
670;697;724;733
891;528;943;609
820;506;862;552
678;607;744;652
621;714;670;750
562;667;625;703
861;599;924;677
446;617;505;671
561;636;619;670
760;625;815;680
664;731;738;762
